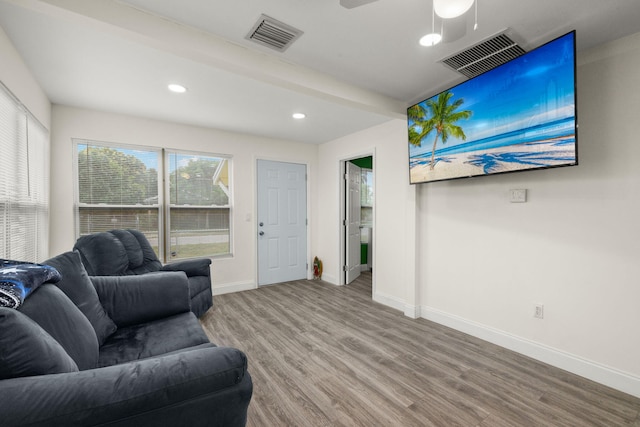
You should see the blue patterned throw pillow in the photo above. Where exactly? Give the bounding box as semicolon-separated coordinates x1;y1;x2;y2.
0;259;61;309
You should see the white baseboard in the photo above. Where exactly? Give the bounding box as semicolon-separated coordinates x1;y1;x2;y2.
374;293;420;319
403;304;421;319
321;273;338;285
420;306;640;399
212;280;255;296
373;291;405;312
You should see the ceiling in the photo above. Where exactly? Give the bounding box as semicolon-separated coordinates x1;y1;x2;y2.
1;0;640;144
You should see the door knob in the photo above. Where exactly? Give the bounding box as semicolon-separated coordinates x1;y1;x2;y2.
259;231;264;236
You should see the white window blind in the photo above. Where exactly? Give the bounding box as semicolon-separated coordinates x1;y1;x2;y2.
75;140;161;256
166;151;231;260
75;141;232;261
0;82;49;262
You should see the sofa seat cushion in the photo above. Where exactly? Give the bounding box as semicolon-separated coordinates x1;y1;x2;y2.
0;308;79;379
19;285;99;370
97;312;210;367
44;251;117;345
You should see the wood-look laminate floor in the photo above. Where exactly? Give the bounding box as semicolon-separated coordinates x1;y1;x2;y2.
200;273;640;426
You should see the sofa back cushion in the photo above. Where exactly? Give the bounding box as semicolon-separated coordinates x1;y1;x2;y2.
109;229;162;274
74;230;162;276
19;284;99;370
44;251;117;345
73;232;130;276
0;308;79;379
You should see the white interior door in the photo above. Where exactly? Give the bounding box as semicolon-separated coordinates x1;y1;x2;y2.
345;162;361;284
257;160;307;286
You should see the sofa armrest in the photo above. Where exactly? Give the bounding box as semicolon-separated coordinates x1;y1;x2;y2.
0;346;252;427
91;271;191;327
161;257;211;277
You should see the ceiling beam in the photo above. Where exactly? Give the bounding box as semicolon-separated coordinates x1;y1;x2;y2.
9;0;406;119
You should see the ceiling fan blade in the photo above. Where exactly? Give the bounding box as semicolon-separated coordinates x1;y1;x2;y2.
339;0;379;9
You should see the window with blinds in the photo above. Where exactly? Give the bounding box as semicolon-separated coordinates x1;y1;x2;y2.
0;82;49;262
74;140;231;261
75;141;161;255
166;151;231;260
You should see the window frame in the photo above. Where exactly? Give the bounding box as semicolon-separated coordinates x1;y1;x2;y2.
73;139;233;262
164;149;233;260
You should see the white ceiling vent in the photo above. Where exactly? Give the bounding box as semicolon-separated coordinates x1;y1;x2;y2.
440;31;526;78
246;15;303;52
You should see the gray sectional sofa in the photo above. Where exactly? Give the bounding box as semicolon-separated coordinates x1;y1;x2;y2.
73;229;213;318
0;251;252;426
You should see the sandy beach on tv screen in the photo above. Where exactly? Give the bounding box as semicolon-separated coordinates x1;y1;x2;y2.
410;139;576;184
411;152;479;183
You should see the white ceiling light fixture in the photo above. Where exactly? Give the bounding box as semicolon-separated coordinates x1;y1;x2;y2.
168;83;187;93
292;112;306;119
434;0;474;19
474;0;478;30
419;3;442;47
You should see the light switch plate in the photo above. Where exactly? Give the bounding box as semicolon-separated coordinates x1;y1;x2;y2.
509;189;527;203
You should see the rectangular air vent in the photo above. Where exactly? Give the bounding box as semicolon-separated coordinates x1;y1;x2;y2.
440;32;526;78
246;15;303;52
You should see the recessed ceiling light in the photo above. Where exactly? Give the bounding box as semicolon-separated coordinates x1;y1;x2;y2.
292;113;306;119
419;33;442;47
168;84;187;93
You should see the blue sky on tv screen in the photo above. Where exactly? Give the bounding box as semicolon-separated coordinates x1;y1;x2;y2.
409;32;576;157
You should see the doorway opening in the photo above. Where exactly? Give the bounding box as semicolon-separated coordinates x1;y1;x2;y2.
340;155;374;295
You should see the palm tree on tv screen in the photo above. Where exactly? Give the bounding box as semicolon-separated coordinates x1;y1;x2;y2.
407;104;429;147
409;91;472;170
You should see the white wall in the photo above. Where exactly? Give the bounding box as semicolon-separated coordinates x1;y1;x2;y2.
316;119;418;312
49;105;318;293
0;26;50;129
418;32;640;397
318;32;640;398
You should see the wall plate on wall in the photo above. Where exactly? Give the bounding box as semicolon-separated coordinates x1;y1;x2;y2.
509;189;527;203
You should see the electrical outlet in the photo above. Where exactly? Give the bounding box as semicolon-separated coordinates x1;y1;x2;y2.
534;304;544;319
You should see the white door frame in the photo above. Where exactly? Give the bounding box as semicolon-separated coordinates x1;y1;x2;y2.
345;161;362;284
338;151;375;295
255;157;311;287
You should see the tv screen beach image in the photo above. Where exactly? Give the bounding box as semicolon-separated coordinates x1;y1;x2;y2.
408;32;577;184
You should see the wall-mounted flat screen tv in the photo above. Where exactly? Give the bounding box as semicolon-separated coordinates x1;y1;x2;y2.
408;31;577;184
